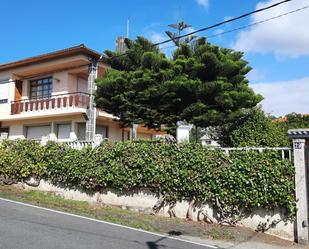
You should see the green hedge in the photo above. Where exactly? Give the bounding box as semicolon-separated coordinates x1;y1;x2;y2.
0;140;296;217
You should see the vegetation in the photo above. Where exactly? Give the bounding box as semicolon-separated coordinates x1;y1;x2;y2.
280;112;309;131
189;126;206;143
213;109;309;147
0;140;295;222
213;108;289;147
96;37;263;133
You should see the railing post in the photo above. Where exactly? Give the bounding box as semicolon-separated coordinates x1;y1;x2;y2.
93;134;103;148
40;135;49;146
281;149;285;160
0;132;8;141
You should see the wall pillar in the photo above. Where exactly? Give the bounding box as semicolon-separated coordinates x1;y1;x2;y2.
288;129;309;244
93;134;103;147
0;132;8;140
130;124;138;141
85;58;98;141
70;121;77;141
292;138;309;244
176;124;192;143
49;122;57;141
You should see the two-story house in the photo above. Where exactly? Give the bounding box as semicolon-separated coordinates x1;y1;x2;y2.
0;44;163;141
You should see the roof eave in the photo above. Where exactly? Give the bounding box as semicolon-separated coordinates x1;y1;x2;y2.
0;44;105;72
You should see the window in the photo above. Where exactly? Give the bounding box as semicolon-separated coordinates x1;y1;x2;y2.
205;140;212;145
57;124;71;140
30;77;52;99
96;125;108;138
77;123;108;141
0;79;10;104
27;125;50;140
0;128;9;139
77;123;86;140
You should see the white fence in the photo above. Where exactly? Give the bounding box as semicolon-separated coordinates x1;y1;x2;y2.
62;141;291;161
217;147;292;161
63;140;95;149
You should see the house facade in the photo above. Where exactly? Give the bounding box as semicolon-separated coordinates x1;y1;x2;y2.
0;45;163;141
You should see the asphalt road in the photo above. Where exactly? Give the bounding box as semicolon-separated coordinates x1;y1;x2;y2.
0;198;215;249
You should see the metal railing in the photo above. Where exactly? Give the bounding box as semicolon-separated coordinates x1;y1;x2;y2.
10;92;90;115
215;147;292;161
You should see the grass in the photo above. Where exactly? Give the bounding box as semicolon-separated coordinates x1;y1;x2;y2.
0;183;239;241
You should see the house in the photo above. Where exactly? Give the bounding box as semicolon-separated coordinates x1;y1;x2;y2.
0;44;164;141
200;134;220;147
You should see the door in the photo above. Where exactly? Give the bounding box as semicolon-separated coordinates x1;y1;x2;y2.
15;80;22;101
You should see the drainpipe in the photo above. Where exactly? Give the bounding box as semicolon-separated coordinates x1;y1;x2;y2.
85;58;98;141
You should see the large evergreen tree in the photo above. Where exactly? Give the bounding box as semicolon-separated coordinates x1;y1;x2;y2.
95;36;263;132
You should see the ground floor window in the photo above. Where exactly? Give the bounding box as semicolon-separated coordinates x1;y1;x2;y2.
77;123;108;140
26;125;50;140
0;127;9;133
77;123;86;140
0;127;9;139
96;125;108;138
57;124;71;140
122;130;130;141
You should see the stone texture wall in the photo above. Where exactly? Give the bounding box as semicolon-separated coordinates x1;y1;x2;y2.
22;180;294;241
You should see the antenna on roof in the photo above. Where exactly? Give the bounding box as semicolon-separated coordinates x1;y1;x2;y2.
126;17;130;39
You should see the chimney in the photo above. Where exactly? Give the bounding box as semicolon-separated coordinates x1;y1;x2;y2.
116;37;127;54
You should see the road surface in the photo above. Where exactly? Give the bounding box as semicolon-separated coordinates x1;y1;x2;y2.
0;198;215;249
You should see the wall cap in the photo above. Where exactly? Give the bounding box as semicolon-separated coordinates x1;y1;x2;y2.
288;129;309;139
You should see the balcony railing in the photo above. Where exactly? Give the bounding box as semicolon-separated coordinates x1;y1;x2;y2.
11;92;90;115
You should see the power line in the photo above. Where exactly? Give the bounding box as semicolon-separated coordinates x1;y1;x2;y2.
159;5;309;52
207;5;309;39
106;0;293;60
154;0;293;46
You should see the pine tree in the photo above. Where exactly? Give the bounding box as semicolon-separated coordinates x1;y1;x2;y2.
95;36;263;132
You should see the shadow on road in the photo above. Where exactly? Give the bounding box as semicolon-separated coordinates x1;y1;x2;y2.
145;230;183;249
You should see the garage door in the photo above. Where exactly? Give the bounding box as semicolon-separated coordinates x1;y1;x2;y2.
27;125;50;140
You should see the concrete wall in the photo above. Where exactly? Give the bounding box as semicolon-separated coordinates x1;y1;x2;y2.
137;132;152;140
97;120;123;141
0;71;15;118
23;180;294;241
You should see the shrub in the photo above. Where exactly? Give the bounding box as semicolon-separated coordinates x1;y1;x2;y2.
0;140;296;218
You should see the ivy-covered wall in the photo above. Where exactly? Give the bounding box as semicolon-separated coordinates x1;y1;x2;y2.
0;140;296;220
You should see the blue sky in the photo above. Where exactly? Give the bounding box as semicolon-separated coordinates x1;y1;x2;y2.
1;0;309;116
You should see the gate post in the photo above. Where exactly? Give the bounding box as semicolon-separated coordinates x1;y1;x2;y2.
288;129;309;244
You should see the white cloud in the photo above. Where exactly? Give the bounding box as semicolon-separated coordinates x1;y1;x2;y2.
150;32;165;44
251;77;309;116
233;0;309;57
247;68;265;82
196;0;209;9
186;27;196;34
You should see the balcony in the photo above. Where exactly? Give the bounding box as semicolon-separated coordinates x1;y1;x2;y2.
11;92;90;115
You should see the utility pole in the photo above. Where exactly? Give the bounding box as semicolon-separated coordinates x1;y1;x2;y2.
85;57;98;141
126;17;130;39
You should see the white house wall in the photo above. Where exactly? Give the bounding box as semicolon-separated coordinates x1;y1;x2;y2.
0;70;15;118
